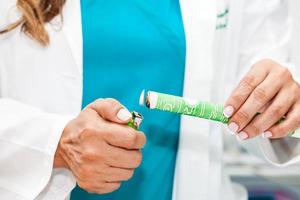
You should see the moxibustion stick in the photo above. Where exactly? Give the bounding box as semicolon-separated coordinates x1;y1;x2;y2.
140;90;229;124
139;90;300;138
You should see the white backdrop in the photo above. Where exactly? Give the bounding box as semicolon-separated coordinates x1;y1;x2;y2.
290;0;300;67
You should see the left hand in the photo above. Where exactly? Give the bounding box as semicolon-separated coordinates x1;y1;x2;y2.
224;59;300;140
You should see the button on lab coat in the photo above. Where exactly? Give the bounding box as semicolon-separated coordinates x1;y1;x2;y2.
0;0;299;199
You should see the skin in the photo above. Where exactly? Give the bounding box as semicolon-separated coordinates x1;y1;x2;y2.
224;59;300;140
54;98;146;194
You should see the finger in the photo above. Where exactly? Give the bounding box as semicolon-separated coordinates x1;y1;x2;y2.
263;103;300;139
224;62;270;118
82;182;121;194
238;87;295;140
104;167;134;182
258;101;272;113
105;146;142;169
102;122;146;149
88;98;132;124
77;181;102;194
99;182;121;194
228;71;284;133
81;165;134;183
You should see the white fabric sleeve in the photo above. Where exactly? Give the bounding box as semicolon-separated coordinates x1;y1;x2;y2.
36;169;76;200
0;99;76;199
236;0;300;166
0;1;77;199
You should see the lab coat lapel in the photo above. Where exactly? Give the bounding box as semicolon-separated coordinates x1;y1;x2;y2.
173;0;217;199
62;0;83;75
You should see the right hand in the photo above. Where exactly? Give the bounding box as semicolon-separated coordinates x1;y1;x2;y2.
54;98;146;194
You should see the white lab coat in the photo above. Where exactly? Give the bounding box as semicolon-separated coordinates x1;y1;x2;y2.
0;0;299;199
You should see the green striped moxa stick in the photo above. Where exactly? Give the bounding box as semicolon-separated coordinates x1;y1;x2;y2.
139;90;300;138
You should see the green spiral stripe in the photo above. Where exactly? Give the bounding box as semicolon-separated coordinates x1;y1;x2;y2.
154;92;229;124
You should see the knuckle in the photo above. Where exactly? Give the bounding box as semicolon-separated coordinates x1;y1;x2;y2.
292;84;300;98
78;119;97;133
255;59;276;70
104;98;120;108
125;170;134;181
286;92;296;104
240;75;256;91
280;67;292;80
253;87;269;103
140;133;147;147
80;128;97;142
92;98;105;110
82;122;96;132
94;98;104;105
81;149;99;162
126;133;138;148
261;58;274;67
230;94;244;105
131;151;142;168
269;106;284;117
111;182;122;191
102;183;121;194
235;110;250;122
113;183;122;191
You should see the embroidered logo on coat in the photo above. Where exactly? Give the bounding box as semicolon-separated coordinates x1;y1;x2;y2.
216;1;229;30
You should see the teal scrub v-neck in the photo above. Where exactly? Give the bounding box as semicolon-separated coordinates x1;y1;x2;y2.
71;1;186;199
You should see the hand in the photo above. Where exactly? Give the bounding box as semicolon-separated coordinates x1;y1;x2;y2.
54;98;146;194
224;59;300;140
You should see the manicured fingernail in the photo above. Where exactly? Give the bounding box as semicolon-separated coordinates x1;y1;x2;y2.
223;106;234;118
117;109;132;121
228;122;239;134
237;131;249;141
262;131;273;138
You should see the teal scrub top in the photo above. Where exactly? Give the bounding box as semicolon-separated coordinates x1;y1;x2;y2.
71;1;186;199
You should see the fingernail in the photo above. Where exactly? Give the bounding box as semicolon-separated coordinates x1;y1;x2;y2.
223;106;234;118
262;131;273;138
117;109;132;122
228;122;239;134
237;131;249;141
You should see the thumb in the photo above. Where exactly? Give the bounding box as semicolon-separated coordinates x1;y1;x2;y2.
88;98;132;124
